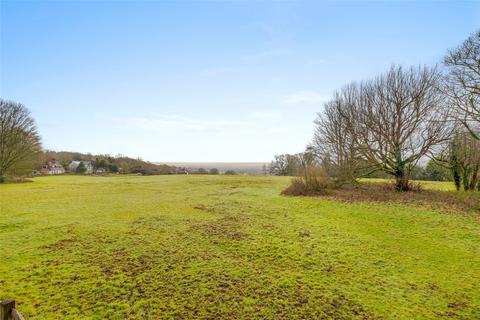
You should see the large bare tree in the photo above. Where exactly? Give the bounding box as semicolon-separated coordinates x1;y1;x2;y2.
444;30;480;140
269;154;299;176
313;85;372;184
0;99;42;181
345;66;449;191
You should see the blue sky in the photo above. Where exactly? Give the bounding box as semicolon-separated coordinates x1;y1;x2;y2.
1;1;479;162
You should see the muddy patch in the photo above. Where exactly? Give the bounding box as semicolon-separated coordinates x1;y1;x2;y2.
41;236;79;251
128;215;167;235
193;203;230;214
189;215;250;242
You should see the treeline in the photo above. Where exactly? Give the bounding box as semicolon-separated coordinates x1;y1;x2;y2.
188;168;237;175
273;30;480;192
270;153;451;182
42;151;177;175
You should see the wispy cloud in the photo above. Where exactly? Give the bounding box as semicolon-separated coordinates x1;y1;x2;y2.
242;48;290;61
115;115;243;132
282;90;327;105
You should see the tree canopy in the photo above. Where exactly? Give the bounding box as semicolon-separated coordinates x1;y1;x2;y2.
0;99;42;182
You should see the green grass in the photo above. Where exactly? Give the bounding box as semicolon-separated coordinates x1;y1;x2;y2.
1;175;479;319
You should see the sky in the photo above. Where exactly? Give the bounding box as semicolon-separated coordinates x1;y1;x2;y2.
1;1;479;162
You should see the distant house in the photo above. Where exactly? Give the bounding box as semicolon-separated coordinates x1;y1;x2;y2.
175;167;189;174
41;161;66;175
69;161;94;174
95;168;106;175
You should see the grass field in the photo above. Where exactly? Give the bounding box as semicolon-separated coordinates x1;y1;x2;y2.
1;175;479;319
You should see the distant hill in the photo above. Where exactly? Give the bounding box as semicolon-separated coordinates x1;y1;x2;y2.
161;162;268;175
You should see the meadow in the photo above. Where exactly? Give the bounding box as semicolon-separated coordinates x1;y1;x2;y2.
1;175;479;319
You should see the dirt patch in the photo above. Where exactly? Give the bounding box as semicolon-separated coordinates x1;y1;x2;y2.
193;204;217;213
447;301;468;310
190;215;250;241
95;248;154;277
128;216;167;235
193;203;230;214
261;223;276;230
323;294;381;319
41;236;78;250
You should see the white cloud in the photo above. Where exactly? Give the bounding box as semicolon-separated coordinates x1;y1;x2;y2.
282;90;327;105
115;115;243;132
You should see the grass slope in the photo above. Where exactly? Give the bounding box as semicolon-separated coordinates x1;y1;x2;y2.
1;175;479;319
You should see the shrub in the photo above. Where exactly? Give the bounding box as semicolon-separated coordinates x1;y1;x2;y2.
282;169;334;196
281;178;311;196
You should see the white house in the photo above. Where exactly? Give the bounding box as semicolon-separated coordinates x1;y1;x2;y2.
69;161;94;174
42;161;66;175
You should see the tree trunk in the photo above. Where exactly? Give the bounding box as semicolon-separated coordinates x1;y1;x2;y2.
394;148;410;191
395;165;410;191
463;171;471;191
452;164;461;191
469;171;478;191
395;176;410;191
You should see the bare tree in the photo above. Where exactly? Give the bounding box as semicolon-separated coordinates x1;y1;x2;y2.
0;99;42;181
313;85;373;184
444;30;480;140
345;66;449;191
269;154;299;176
